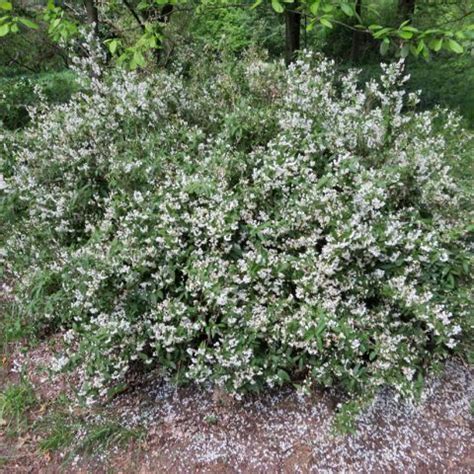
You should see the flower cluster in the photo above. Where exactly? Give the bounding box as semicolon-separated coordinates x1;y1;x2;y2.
1;52;471;404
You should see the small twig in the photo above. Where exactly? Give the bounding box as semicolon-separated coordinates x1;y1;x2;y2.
122;0;146;32
431;10;474;28
4;51;38;73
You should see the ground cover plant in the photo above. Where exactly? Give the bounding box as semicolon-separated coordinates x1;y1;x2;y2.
1;47;472;422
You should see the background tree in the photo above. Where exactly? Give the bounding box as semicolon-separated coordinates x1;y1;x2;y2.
284;1;301;64
84;0;99;35
1;0;473;127
398;0;415;19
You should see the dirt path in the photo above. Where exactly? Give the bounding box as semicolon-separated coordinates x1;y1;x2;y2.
2;349;473;473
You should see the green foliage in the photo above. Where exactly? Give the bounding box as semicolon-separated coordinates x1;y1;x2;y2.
42;0;78;42
1;0;472;69
0;25;65;77
406;57;474;128
0;0;38;39
333;399;362;434
0;70;78;130
189;1;270;54
37;398;142;456
183;1;284;56
302;0;473;58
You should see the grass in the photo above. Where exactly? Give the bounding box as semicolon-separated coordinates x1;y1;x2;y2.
0;379;37;436
34;387;144;457
0;301;38;359
36;394;79;453
76;421;144;455
37;397;144;460
38;414;77;453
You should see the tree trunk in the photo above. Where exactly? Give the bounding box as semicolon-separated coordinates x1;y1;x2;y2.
350;0;363;63
398;0;416;19
84;0;99;36
285;2;301;65
141;4;174;65
155;5;173;64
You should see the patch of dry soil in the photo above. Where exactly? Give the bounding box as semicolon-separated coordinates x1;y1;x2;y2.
97;360;472;473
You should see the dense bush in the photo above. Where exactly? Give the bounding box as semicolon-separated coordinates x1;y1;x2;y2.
0;51;472;407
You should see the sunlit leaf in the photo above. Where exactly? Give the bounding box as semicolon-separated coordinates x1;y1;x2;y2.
0;23;9;36
447;39;463;54
320;17;333;29
18;17;38;29
0;1;12;11
341;3;354;17
271;0;284;13
429;38;443;52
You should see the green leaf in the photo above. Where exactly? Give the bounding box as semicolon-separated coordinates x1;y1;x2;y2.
447;39;463;54
319;17;333;29
133;51;145;67
373;27;393;39
400;43;410;58
0;23;9;36
306;19;315;31
108;39;118;54
137;0;149;9
0;1;12;11
429;38;443;52
416;39;425;54
277;369;291;383
421;43;430;60
309;0;320;15
271;0;284;13
18;17;38;29
341;3;354;17
398;30;413;39
379;38;390;56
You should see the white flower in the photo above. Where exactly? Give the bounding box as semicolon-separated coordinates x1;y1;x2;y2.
351;339;361;350
0;174;7;190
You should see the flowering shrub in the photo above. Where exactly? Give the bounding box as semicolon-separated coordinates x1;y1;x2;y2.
1;52;472;406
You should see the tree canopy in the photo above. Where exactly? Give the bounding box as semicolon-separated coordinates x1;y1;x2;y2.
1;0;473;68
